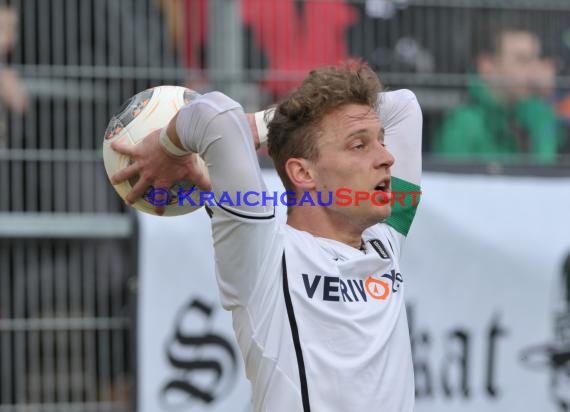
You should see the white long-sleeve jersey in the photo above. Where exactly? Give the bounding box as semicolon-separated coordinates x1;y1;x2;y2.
176;89;422;412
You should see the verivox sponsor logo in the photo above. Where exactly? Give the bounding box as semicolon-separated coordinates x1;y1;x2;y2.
302;269;403;303
146;187;421;208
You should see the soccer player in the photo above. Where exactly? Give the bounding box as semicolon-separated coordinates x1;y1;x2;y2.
111;61;422;411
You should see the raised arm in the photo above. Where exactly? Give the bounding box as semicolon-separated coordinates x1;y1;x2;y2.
111;91;280;308
167;92;280;308
379;89;422;237
111;91;274;217
174;91;274;218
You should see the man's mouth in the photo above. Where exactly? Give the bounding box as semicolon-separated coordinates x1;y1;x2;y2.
374;178;391;193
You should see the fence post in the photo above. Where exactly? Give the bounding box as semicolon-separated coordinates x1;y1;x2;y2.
208;0;244;99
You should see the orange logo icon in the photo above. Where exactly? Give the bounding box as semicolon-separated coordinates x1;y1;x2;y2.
365;276;390;300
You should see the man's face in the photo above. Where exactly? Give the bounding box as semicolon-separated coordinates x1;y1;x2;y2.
483;31;543;102
308;104;394;229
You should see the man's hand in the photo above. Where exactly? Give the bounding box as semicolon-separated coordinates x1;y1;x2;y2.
109;107;261;215
110;129;211;215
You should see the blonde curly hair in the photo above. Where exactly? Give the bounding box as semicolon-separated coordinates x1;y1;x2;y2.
267;60;382;192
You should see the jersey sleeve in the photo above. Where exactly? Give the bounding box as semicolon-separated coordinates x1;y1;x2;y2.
378;90;422;238
176;92;282;309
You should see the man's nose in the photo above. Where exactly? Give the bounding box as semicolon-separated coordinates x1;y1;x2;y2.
374;143;395;169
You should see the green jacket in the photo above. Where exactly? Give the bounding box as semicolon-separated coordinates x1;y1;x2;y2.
434;77;560;163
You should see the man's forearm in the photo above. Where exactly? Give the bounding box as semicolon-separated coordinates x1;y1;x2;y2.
164;105;274;154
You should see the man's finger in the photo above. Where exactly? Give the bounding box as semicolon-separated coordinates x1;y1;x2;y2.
153;179;173;216
126;176;152;205
154;204;166;216
192;170;211;191
111;162;138;185
110;139;135;156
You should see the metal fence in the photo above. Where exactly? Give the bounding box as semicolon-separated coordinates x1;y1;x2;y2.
1;1;147;411
1;0;570;411
0;216;136;412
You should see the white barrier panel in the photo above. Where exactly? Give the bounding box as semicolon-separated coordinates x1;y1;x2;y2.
137;208;252;412
138;171;570;411
403;173;570;412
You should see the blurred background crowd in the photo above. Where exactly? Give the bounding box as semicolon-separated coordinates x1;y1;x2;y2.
1;1;569;411
2;0;570;179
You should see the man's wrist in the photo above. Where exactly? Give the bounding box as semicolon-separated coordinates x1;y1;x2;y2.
254;107;276;146
159;127;190;157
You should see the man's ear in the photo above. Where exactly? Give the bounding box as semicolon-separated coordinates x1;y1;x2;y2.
285;157;315;191
477;53;496;78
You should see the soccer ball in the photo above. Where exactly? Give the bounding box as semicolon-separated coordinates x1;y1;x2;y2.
102;85;206;216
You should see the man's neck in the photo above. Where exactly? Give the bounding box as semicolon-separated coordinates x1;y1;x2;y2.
287;206;366;249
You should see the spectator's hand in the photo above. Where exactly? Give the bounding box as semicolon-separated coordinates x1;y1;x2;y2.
0;69;28;113
110;129;211;215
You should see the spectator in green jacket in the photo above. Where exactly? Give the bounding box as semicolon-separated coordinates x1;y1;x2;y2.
434;20;560;163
